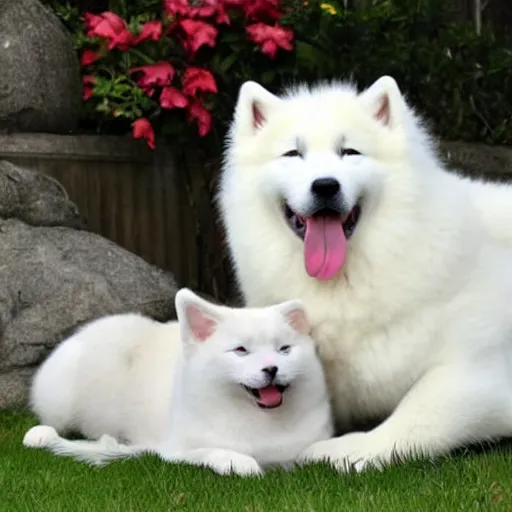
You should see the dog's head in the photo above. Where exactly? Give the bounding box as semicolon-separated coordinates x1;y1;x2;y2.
174;288;323;410
221;76;433;281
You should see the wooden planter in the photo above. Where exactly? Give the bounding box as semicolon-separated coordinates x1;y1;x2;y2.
0;133;237;303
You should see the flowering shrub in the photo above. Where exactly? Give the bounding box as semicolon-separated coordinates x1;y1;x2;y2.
47;0;511;148
75;1;294;149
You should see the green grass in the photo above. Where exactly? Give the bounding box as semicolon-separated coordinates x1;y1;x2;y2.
2;410;512;512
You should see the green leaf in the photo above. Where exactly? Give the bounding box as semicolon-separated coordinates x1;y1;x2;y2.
260;71;276;84
218;52;239;74
295;41;324;69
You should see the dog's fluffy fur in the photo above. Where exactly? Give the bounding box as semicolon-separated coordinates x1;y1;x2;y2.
218;76;512;472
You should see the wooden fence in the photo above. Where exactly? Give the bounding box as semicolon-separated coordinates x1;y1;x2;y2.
0;133;237;302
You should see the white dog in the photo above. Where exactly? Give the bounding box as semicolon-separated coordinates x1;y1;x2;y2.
218;76;512;472
23;289;332;476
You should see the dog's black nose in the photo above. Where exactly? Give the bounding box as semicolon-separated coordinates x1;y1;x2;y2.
311;177;340;199
262;366;278;379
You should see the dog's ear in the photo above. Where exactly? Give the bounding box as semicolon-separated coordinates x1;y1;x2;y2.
276;300;310;336
175;288;221;344
358;76;404;129
233;81;282;136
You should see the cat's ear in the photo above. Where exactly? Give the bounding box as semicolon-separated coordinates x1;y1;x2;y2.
275;300;310;336
232;81;282;137
358;75;404;129
175;288;222;344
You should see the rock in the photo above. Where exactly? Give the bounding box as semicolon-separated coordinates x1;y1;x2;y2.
0;162;178;409
0;160;83;228
0;0;81;133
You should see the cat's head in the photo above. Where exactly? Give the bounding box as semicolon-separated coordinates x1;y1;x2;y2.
174;288;322;410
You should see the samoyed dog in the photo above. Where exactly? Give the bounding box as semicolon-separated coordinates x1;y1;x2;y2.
23;289;332;476
218;76;512;472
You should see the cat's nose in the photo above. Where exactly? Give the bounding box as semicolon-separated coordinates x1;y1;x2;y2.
262;366;278;379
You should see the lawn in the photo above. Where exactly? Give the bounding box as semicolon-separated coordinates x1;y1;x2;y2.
2;410;512;512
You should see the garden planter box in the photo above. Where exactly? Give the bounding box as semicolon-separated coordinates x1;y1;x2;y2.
0;133;235;303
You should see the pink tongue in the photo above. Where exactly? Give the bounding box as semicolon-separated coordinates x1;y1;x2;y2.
304;214;347;280
258;385;283;407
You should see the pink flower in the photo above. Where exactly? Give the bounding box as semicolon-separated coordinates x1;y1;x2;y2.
246;23;294;58
83;12;103;31
182;67;218;97
224;0;281;20
130;62;175;95
84;11;134;51
179;19;218;56
244;0;281;20
163;0;189;16
163;0;230;24
187;101;212;137
80;49;102;66
134;20;163;45
132;117;156;150
82;75;96;101
189;0;230;24
160;87;189;109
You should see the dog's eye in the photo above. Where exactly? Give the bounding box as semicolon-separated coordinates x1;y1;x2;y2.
278;345;291;354
233;346;249;355
282;149;301;158
339;148;361;157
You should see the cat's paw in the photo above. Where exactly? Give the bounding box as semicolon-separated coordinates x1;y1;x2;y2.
23;425;59;448
203;449;264;477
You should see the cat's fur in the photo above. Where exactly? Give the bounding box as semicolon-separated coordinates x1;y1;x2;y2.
23;289;333;476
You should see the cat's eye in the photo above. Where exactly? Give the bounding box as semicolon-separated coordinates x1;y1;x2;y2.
233;346;249;355
279;345;291;355
282;149;301;158
338;148;361;157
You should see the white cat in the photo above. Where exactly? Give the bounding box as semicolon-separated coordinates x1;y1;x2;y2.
23;288;333;476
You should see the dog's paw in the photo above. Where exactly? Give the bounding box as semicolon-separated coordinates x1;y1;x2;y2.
23;425;60;449
202;449;264;477
298;432;389;473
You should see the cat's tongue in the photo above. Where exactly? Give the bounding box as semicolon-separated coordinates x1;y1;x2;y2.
304;214;347;280
257;385;283;408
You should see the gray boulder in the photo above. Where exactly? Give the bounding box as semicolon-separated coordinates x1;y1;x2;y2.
0;0;81;133
0;161;178;409
0;160;83;228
